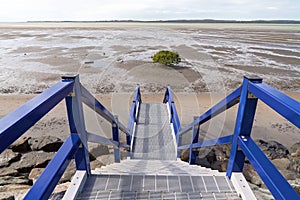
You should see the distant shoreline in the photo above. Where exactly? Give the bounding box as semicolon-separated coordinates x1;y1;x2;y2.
24;19;300;24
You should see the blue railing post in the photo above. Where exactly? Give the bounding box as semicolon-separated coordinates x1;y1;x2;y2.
189;116;200;164
226;76;262;178
63;74;91;174
113;115;121;163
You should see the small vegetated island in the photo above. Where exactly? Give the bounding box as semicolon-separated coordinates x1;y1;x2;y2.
152;50;181;66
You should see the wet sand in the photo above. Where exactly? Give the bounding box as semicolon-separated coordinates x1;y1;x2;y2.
0;22;299;147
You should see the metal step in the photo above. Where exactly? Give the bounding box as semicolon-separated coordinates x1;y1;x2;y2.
77;173;239;199
77;190;241;200
132;103;176;160
94;160;221;176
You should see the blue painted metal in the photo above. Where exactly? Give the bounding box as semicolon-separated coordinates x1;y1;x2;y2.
128;85;142;144
63;75;91;174
189;116;200;164
238;137;300;200
112;116;121;163
178;135;233;150
0;80;74;154
24;134;81;200
179;86;241;136
163;85;181;141
248;82;300;128
227;77;261;178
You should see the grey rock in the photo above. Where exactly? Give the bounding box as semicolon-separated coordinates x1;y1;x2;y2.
9;137;31;153
0;184;31;200
10;151;55;173
243;163;263;186
0;176;31;186
271;158;290;170
96;154;114;165
60;161;76;183
0;194;15;200
0;149;20;168
28;136;63;152
0;168;19;177
29;168;44;183
88;143;110;161
290;142;300;154
289;157;300;174
256;139;289;160
90;159;104;170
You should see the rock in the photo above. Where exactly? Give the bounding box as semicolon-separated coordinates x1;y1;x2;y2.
0;176;32;186
60;161;76;183
29;168;44;183
289;157;300;174
243;163;263;186
291;148;300;158
10;151;55;173
292;183;300;195
256;139;289;160
271;158;290;170
96;154;114;166
0;194;15;200
0;149;20;168
49;182;70;200
0;168;19;177
88;143;110;161
278;169;296;180
28;136;63;152
90;159;104;170
9;137;31;153
180;149;190;162
0;184;31;200
290;142;300;154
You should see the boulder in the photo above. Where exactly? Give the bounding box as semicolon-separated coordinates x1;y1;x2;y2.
0;184;31;200
9;137;31;153
88;143;110;161
256;140;289;160
49;182;70;200
28;136;63;152
10;151;55;173
0;168;19;177
29;168;44;183
90;159;104;170
180;149;190;162
271;158;290;170
0;149;20;168
243;163;263;186
289;157;300;174
96;154;114;166
290;142;300;154
60;161;76;183
0;176;31;186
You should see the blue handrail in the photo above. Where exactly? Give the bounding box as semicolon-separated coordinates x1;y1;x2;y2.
128;84;142;144
24;134;81;200
0;74;132;199
177;76;300;200
163;85;181;142
0;79;74;154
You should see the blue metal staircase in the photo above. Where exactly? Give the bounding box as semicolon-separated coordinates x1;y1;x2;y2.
0;74;299;200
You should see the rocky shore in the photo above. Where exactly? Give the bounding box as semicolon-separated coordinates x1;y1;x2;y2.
1;134;299;199
0;136;113;200
181;140;300;199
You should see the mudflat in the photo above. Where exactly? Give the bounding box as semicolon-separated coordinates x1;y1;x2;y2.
0;22;299;147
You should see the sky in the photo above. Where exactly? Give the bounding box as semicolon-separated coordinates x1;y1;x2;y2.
1;0;300;22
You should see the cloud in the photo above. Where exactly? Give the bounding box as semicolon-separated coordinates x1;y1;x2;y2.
0;0;299;21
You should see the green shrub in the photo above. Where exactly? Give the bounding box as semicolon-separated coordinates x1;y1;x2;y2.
152;50;181;66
